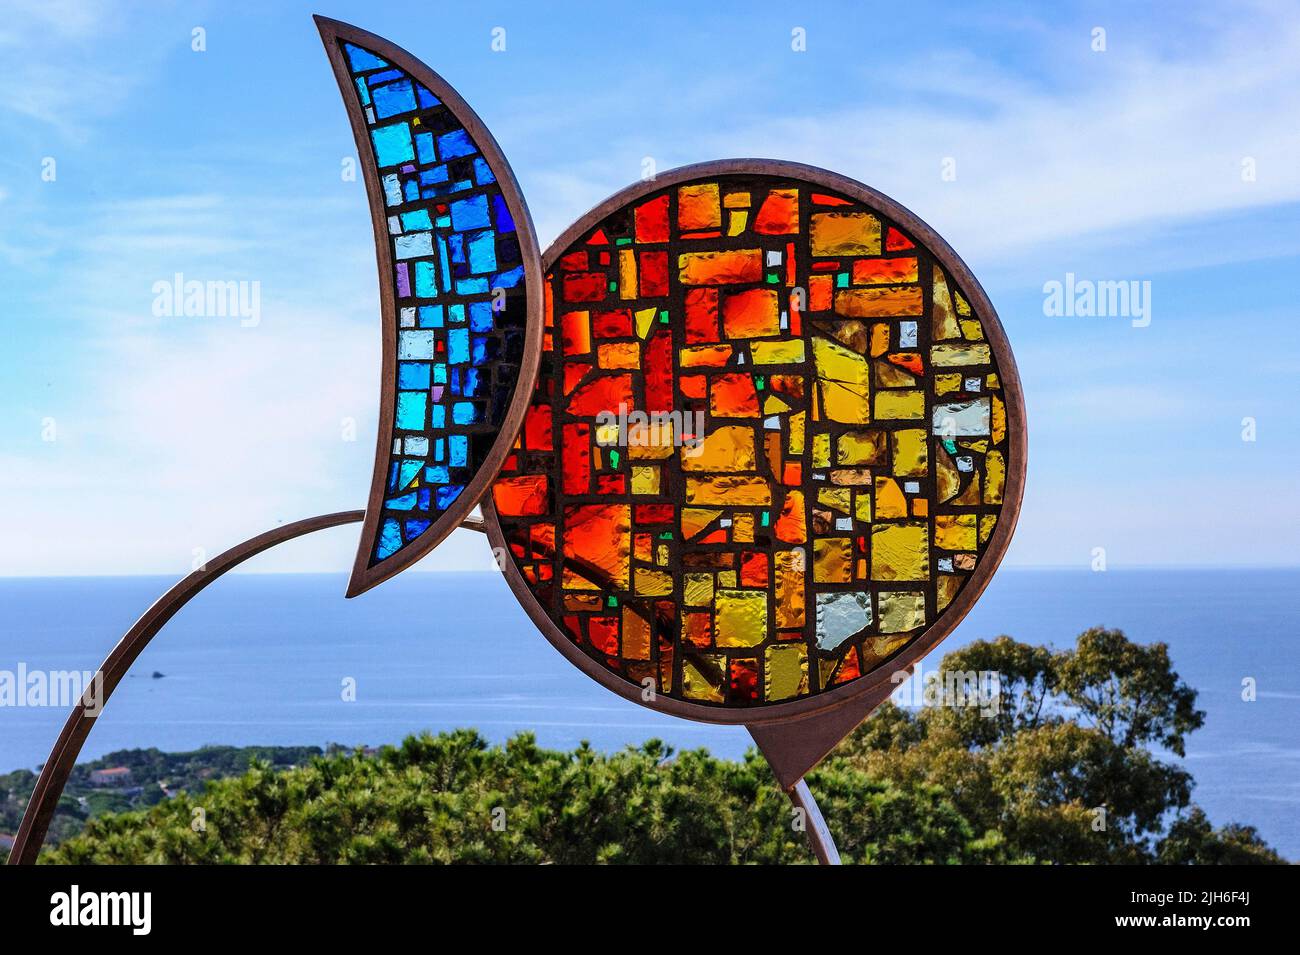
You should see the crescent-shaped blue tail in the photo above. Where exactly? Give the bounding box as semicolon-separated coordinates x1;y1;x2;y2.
314;17;543;597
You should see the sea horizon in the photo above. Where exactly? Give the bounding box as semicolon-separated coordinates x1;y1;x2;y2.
2;567;1297;858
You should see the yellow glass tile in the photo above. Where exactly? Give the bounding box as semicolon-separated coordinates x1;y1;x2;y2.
812;432;831;467
979;514;998;544
717;570;737;588
682;658;724;702
751;339;806;364
932;265;962;341
656;543;670;565
986;373;1000;389
635;567;674;596
931;343;992;366
680;426;756;472
774;549;806;628
854;491;872;523
935;443;960;502
870;322;890;357
789;411;806;454
835;286;923;318
726;210;748;236
765;644;808;701
683;573;714;608
681;507;722;540
874;477;908;518
937;574;961;611
561;564;599;591
891;428;927;476
685;475;771;505
992;394;1007;444
934;514;977;551
935;373;963;395
635;306;658;338
871;523;929;580
985;450;1005;504
618;248;637;301
953;472;980;505
817;487;851;514
678;182;722;230
819;380;871;424
874;389;925;419
836;429;887;466
631;465;660;495
960;318;985;341
809;212;881;256
733;513;755;543
878;591;926;633
623;606;651;660
626;420;676;459
598;341;640;369
715;590;768;647
763;394;791;415
813;537;853;583
954;290;972;316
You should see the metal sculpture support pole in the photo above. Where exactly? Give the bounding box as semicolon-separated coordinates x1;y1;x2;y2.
788;779;841;865
7;510;368;865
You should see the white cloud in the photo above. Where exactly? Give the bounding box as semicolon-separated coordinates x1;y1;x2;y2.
512;4;1300;274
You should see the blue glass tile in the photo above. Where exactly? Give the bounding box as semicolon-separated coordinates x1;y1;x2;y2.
492;193;515;233
414;261;438;298
398;362;430;389
345;43;388;72
437;128;476;160
450;194;491;230
395;392;427;430
449;434;468;466
492;265;525;288
401;209;433;231
467;230;497;273
370;123;414;166
469;301;493;332
416;84;440;109
372;79;417;118
435;485;464;509
448;327;469;364
376;518;402;559
404;519;431;539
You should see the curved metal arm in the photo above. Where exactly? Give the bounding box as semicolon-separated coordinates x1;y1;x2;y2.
7;511;375;864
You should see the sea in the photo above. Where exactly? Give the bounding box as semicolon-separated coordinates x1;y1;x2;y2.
1;568;1296;858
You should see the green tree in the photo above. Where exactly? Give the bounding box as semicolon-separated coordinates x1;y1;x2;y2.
38;629;1286;865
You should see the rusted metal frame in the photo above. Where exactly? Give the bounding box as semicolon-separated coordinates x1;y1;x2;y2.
313;17;545;598
7;512;379;864
480;158;1027;731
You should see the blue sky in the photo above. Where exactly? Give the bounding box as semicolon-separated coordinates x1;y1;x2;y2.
1;0;1297;575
